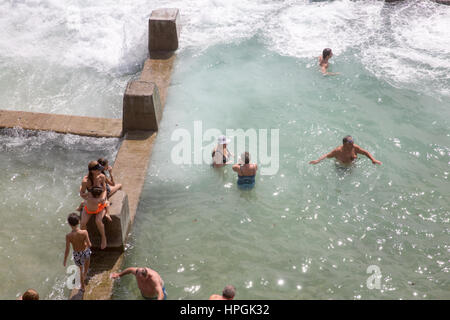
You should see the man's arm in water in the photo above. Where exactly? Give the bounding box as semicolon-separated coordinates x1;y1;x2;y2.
355;145;382;165
111;267;138;279
155;282;165;300
309;149;337;164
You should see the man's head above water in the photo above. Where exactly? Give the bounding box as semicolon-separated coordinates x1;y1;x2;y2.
323;48;333;60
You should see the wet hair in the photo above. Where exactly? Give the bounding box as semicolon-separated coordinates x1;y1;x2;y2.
67;213;80;227
323;48;332;59
343;135;354;144
87;161;98;187
222;285;236;299
22;289;39;300
97;158;108;167
137;268;148;277
98;158;108;175
244;152;250;164
91;187;103;198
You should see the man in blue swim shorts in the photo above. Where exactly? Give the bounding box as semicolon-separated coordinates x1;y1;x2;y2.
111;267;167;300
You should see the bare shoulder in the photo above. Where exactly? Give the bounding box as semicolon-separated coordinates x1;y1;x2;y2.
147;267;159;276
353;144;364;152
331;146;341;154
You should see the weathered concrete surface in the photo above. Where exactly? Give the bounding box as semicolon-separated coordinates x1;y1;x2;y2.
112;131;157;223
140;54;176;108
149;8;180;52
69;251;124;300
123;81;162;131
86;190;130;251
0;110;122;138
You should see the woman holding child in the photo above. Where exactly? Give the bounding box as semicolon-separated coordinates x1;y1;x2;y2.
79;160;110;250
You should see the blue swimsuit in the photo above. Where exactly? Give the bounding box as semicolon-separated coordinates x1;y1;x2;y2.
237;165;256;189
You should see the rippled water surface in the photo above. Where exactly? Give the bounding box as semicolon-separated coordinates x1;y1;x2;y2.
0;0;449;299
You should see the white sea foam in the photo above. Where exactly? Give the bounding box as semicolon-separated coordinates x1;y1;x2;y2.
361;0;450;95
1;0;448;95
264;0;383;58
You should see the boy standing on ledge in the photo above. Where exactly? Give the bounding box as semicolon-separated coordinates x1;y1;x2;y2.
64;213;92;291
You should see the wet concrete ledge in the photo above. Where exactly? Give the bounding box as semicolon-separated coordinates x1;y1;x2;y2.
0;110;122;138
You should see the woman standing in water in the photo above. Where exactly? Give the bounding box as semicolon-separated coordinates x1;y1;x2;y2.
232;152;257;189
212;135;233;168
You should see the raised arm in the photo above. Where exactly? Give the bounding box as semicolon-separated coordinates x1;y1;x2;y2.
105;166;116;186
355;145;382;165
309;149;336;164
111;267;138;279
80;177;89;200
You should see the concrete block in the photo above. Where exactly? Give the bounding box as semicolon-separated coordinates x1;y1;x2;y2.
149;8;180;52
123;80;162;132
87;190;130;252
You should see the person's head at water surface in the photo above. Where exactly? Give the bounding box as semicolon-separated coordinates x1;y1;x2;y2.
136;267;149;278
218;135;230;147
67;212;80;227
20;289;39;300
323;48;333;60
244;152;250;164
240;152;250;164
222;285;236;300
343;135;354;147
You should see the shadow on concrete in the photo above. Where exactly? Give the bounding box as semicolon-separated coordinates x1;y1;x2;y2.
88;250;123;273
125;130;156;141
149;51;174;60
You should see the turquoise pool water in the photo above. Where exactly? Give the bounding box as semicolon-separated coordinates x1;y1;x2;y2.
113;36;449;299
0;0;448;299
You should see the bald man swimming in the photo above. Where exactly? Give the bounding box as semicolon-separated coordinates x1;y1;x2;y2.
309;135;382;166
